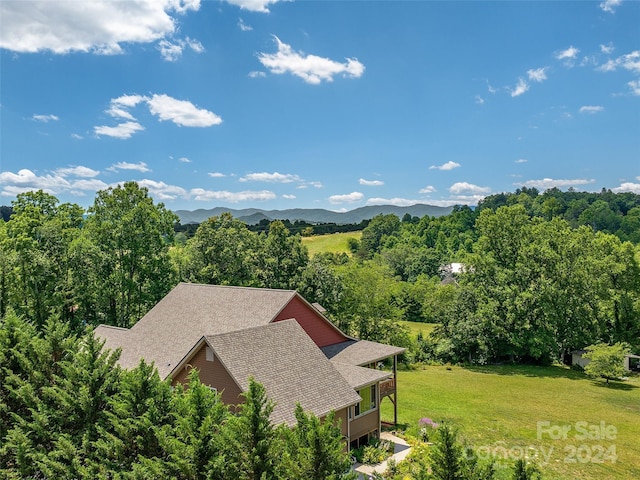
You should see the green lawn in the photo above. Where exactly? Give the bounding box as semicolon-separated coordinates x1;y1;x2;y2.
381;365;640;479
301;231;361;256
399;320;438;338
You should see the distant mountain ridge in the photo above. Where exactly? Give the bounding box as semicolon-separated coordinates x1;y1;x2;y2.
175;204;454;225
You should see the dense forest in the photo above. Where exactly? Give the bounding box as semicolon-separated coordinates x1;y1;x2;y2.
1;182;639;477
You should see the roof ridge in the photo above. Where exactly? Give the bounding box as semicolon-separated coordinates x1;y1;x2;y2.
95;324;130;331
205;318;298;340
177;281;297;294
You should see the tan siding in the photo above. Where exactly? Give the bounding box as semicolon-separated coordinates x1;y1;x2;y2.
275;296;347;348
171;344;244;407
334;407;349;438
349;409;379;440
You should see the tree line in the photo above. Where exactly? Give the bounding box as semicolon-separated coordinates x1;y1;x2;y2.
348;200;639;365
1;183;638;365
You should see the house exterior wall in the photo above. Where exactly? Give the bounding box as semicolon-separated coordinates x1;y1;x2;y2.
573;353;639;372
274;296;347;348
572;352;590;369
171;343;244;407
349;408;380;440
335;407;349;438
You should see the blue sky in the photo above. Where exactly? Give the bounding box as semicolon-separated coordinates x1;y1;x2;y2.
1;0;639;211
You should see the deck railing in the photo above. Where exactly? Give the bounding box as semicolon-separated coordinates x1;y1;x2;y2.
379;377;395;398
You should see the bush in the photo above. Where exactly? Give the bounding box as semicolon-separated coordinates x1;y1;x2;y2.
353;438;395;465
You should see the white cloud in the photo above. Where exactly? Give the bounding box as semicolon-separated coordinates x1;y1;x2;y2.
612;182;640;193
556;46;580;61
598;50;640;74
359;178;384;186
600;0;623;13
307;181;323;189
600;43;615;55
191;188;276;202
238;18;253;31
0;168;111;197
56;166;100;178
0;1;200;55
579;105;604;114
515;158;528;164
71;133;84;140
0;168;69;192
447;194;488;206
449;182;491;195
69;179;109;191
248;71;267;78
517;178;595;189
208;172;226;178
282;194;296;199
94;121;144;139
158;40;184;62
240;172;302;183
429;161;461;171
112;94;147;108
257;36;365;85
32;114;59;122
511;78;529;97
137;179;188;200
475;95;485;105
158;37;204;62
107;106;137;121
224;0;284;13
629;80;640;96
147;94;222;127
328;192;364;204
366;197;419;207
419;185;436;194
107;162;151;173
97;93;221;137
527;67;548;82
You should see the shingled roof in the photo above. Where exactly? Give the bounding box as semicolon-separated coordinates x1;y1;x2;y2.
331;362;391;390
95;282;405;428
95;283;297;379
204;320;361;426
322;340;406;366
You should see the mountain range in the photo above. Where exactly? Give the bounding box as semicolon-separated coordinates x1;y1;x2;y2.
175;204;454;225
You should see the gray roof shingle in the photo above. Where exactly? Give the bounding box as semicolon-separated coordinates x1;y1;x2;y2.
206;320;361;426
322;340;406;366
95;283;296;378
331;362;391;389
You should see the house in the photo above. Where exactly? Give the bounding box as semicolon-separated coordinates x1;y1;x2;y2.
571;350;640;372
94;283;405;448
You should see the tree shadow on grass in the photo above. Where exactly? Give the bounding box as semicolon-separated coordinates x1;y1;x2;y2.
462;364;589;381
591;380;638;391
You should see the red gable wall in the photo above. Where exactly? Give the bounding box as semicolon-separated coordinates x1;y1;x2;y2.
274;296;347;348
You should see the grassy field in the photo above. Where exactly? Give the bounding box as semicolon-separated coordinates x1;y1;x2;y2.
381;365;640;479
301;231;361;256
399;320;438;338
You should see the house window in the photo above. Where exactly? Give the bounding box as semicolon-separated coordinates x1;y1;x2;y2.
206;347;214;362
354;384;377;418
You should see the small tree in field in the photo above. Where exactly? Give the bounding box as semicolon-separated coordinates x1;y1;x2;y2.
583;343;630;384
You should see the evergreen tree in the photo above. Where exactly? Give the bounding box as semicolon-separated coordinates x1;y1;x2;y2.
136;368;228;480
283;405;352;480
217;378;281;480
430;423;463;480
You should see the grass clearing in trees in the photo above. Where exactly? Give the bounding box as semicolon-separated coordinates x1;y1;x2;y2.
301;231;361;256
381;364;640;479
398;320;438;338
